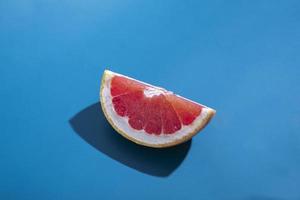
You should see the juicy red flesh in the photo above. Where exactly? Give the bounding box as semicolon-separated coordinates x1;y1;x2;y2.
110;75;203;135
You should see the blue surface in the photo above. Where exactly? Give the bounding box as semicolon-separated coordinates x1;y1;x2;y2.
1;0;300;199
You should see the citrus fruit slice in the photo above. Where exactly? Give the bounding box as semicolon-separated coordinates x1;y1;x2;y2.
100;70;216;148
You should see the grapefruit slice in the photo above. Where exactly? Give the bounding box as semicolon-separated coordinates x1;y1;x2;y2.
100;70;216;148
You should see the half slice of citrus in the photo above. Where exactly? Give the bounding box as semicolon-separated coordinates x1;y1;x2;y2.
100;70;216;148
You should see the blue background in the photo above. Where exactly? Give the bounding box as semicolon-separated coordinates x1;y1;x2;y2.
1;0;300;199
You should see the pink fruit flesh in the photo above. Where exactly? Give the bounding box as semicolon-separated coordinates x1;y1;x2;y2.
111;76;203;135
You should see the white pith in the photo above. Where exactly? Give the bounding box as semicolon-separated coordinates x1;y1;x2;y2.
101;70;214;146
143;87;165;98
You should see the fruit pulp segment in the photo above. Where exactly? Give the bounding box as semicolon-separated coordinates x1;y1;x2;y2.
111;75;203;135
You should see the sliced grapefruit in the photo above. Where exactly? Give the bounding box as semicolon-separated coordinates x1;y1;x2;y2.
100;70;216;148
